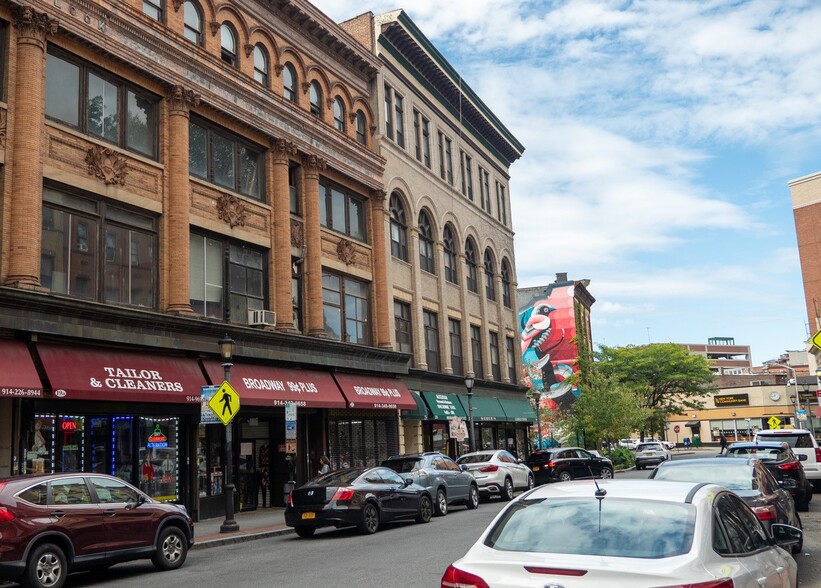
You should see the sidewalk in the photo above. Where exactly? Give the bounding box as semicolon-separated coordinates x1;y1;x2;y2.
193;507;292;550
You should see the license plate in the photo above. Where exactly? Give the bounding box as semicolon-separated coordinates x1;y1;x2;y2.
301;512;316;520
532;466;540;471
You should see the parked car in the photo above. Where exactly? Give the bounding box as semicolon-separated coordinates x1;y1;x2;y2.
455;450;534;500
0;473;194;588
618;438;638;450
381;452;479;515
284;466;433;537
755;428;821;490
634;441;672;469
525;447;613;485
441;480;801;588
649;457;803;553
725;441;813;511
660;440;676;450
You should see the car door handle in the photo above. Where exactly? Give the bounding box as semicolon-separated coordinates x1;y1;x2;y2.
776;567;785;574
104;509;117;516
52;511;66;518
757;577;769;586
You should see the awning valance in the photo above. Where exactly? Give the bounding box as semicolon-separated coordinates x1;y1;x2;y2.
685;420;701;427
457;395;507;421
401;391;428;420
421;391;467;420
334;373;416;410
498;398;537;423
0;340;43;398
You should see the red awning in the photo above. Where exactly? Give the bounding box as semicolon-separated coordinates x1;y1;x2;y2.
201;360;347;408
0;340;43;398
333;373;415;410
37;345;205;404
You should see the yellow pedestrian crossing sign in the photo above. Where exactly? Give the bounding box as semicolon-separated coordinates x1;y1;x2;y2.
767;416;781;430
207;381;240;425
812;329;821;351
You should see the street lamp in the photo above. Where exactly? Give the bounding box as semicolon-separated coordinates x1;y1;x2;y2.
765;362;799;426
464;373;475;453
218;334;239;534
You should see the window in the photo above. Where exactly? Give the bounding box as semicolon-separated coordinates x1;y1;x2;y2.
291;256;303;332
443;224;458;284
319;179;366;241
384;84;393;140
422;117;431;168
143;0;162;21
438;131;445;180
220;23;237;67
461;152;474;200
189;117;264;200
283;63;297;103
484;249;496;301
289;162;300;215
413;110;421;160
190;234;265;322
183;1;202;45
333;98;346;132
501;259;512;308
323;271;370;345
394;93;405;148
41;187;156;307
496;181;507;224
713;493;770;555
465;238;478;293
445;137;453;185
355;111;367;145
418;210;435;274
424;310;440;372
309;81;322;117
449;318;463;377
389;192;408;261
46;50;158;159
394;300;412;355
506;336;516;382
253;44;268;86
478;166;491;213
470;325;484;378
489;332;501;381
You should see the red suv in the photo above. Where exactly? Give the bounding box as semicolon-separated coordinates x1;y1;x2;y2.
0;473;194;588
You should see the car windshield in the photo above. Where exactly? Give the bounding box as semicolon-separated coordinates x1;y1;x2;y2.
382;459;421;473
653;463;753;490
757;434;813;449
304;468;366;487
457;454;494;464
485;498;695;559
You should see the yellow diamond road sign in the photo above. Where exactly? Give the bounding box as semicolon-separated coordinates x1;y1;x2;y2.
207;381;240;425
767;416;781;430
812;329;821;351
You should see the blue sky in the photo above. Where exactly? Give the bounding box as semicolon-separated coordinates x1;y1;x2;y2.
312;0;821;365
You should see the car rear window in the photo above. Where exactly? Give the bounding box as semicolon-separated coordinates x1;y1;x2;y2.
382;459;421;473
526;452;554;466
726;447;782;460
756;433;814;449
637;444;661;451
652;463;753;491
305;468;365;487
457;454;493;465
485;498;695;559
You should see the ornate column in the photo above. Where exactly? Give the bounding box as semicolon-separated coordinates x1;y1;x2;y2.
494;271;509;382
302;154;326;337
436;241;453;374
477;265;491;380
5;7;58;288
409;226;426;369
271;139;298;332
165;85;200;315
370;189;392;348
458;253;471;374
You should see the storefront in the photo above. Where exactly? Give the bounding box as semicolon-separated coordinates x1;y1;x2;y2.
420;391;468;458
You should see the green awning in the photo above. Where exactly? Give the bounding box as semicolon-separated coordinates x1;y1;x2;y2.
401;391;429;420
421;391;467;420
498;398;537;423
457;395;507;422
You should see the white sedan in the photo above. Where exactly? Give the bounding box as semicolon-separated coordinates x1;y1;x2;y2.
456;450;534;500
634;442;673;469
441;479;801;588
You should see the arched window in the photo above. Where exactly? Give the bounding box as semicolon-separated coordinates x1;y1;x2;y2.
465;239;478;293
333;98;346;132
501;258;512;308
443;224;457;284
183;1;202;45
418;211;435;274
355;111;367;145
283;63;297;103
389;192;408;262
253;44;269;86
309;81;322;117
484;249;496;301
220;23;237;67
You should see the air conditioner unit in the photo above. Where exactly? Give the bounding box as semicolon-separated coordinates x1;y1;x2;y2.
248;309;276;327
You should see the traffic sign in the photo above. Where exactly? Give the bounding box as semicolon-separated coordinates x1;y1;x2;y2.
674;425;680;433
767;416;781;430
207;381;240;425
812;329;821;351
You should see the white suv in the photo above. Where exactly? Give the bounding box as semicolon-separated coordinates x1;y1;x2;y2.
755;429;821;490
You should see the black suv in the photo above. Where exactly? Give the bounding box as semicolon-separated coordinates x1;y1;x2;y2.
381;453;479;516
525;447;614;485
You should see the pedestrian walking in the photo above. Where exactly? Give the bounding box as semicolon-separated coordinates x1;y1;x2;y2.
318;455;331;476
719;433;727;454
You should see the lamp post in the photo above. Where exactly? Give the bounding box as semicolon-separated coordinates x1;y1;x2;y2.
765;362;798;426
464;373;475;453
533;392;542;450
745;417;751;440
218;334;239;534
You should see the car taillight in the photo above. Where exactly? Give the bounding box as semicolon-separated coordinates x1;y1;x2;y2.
654;580;734;588
478;464;499;473
752;505;776;521
816;448;821;463
331;487;355;502
0;506;14;522
524;566;587;576
778;461;799;471
287;492;293;506
547;461;557;468
441;565;490;588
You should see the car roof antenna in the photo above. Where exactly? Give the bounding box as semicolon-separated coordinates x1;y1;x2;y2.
593;478;606;532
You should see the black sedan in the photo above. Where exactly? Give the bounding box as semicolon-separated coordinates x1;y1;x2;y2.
284;466;433;537
525;446;614;485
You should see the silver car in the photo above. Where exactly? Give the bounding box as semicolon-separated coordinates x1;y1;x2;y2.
456;450;534;500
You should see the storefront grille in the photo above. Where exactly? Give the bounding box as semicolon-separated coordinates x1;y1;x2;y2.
327;410;399;469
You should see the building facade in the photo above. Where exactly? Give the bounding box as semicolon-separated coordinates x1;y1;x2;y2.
0;0;422;520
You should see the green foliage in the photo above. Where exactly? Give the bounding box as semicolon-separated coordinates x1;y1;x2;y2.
605;446;635;469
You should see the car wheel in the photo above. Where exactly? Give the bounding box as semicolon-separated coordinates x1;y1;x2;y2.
152;526;188;571
501;477;515;501
791;513;803;554
23;543;66;588
527;474;534;490
434;488;448;516
465;485;479;510
417;495;433;523
636;464;644;470
558;470;573;482
358;502;380;534
294;525;316;538
600;467;614;479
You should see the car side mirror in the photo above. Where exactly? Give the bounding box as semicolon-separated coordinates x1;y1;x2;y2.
770;523;802;548
403;477;413;487
797;454;807;461
460;465;469;472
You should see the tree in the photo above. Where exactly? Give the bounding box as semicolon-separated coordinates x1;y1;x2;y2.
595;343;714;436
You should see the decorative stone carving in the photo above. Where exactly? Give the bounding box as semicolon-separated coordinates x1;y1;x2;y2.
301;153;327;176
371;188;387;205
209;21;221;37
271;138;298;160
216;193;247;228
0;109;6;149
11;6;58;47
167;85;201;114
301;81;311;94
85;146;128;185
274;63;284;76
290;219;304;248
172;0;183;11
244;43;255;57
337;239;357;265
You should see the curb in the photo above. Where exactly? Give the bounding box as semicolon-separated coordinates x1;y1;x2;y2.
193;526;294;550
